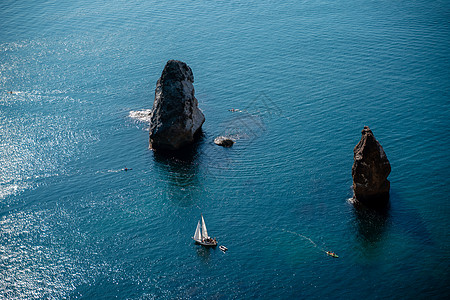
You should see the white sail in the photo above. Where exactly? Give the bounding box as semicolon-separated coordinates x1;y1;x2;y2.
194;221;201;242
201;215;209;239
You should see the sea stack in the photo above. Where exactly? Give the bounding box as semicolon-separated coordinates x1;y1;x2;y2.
352;126;391;206
149;60;205;151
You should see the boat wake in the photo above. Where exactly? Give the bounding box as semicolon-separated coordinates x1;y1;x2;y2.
281;228;338;258
94;168;129;174
281;228;318;248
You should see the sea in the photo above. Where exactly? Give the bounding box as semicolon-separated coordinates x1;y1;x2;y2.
1;0;449;299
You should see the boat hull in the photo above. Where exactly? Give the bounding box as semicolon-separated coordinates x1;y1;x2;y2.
193;238;217;247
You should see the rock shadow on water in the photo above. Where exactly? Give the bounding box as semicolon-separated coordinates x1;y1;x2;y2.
152;132;204;207
350;197;391;247
350;189;435;249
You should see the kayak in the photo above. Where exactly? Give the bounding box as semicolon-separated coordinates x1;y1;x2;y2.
326;251;338;258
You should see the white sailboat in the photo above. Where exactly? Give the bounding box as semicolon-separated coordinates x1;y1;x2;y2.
193;215;217;246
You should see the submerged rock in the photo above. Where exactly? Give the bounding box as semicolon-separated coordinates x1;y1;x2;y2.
352;126;391;206
149;60;205;151
214;136;234;147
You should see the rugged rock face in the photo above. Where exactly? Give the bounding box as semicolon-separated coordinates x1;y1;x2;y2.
149;60;205;151
214;136;234;147
352;126;391;206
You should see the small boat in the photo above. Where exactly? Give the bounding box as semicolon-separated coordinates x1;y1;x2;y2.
193;215;217;247
219;245;228;252
326;251;339;258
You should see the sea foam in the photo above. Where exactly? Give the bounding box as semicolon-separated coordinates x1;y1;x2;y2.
128;109;152;123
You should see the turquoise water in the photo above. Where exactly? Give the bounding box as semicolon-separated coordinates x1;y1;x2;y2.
1;0;449;298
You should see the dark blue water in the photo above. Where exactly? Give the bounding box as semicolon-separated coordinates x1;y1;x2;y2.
1;0;449;298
